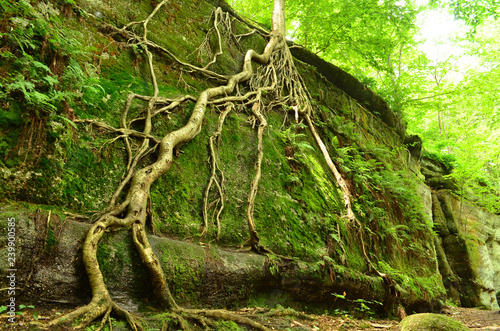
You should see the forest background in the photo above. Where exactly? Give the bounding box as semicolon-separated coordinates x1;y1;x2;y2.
231;0;500;214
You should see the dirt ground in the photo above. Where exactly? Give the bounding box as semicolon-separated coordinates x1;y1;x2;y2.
440;306;500;330
290;306;500;330
1;305;500;330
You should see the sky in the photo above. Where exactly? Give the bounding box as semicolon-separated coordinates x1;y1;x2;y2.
416;7;478;82
417;9;466;62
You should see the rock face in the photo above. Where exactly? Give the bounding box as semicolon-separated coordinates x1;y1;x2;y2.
434;191;500;309
399;313;470;331
417;158;500;309
0;0;498;317
0;205;389;312
420;157;457;191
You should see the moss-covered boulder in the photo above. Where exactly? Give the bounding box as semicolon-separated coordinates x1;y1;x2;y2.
399;313;470;331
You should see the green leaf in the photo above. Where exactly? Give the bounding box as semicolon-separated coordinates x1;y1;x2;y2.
55;114;78;129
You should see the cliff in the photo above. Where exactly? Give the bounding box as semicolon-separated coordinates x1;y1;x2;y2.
0;0;498;327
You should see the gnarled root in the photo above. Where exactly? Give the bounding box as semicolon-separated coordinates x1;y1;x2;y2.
132;221;179;310
50;295;143;331
49;217;144;331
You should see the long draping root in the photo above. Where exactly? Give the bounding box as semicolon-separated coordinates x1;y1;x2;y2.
304;113;356;221
201;104;233;239
47;3;288;330
302;99;396;300
258;26;394;289
245;92;267;249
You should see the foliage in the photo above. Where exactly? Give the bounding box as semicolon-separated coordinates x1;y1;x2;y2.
0;1;88;109
331;292;382;316
213;320;245;330
232;0;424;113
0;0;107;172
231;0;500;213
436;0;500;30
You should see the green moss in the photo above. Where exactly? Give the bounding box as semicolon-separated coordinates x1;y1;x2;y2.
44;227;57;253
400;313;469;331
96;232;138;287
159;241;206;305
213;320;246;331
378;261;445;304
0;0;456;314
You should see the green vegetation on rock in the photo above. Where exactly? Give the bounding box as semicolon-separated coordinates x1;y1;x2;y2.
399;313;470;331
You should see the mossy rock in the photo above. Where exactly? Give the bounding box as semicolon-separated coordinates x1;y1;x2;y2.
399;313;470;331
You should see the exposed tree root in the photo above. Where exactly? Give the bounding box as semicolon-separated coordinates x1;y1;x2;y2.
157;308;271;331
302;92;396;308
249;12;395;300
245;91;267;248
202;104;233;239
49;0;400;328
302;82;394;298
304;113;356;221
50;2;284;330
49;217;145;331
196;7;229;70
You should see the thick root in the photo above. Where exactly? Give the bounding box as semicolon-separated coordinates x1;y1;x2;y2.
49;295;143;331
52;3;295;330
132;222;179;310
245;95;267;249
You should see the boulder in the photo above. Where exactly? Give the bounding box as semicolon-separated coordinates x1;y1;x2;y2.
399;313;470;331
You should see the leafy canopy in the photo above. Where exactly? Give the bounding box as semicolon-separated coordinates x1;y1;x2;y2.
230;0;500;212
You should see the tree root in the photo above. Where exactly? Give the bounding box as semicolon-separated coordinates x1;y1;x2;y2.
50;295;144;331
304;109;396;306
245;11;396;301
304;109;394;297
304;113;356;221
245;91;267;248
157;308;271;331
196;7;227;70
132;221;179;310
49;3;287;330
172;308;270;331
202;104;233;239
49;215;144;330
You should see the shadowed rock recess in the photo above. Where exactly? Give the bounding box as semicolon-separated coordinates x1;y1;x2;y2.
0;0;499;325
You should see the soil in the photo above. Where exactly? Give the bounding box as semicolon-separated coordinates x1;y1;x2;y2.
440;306;500;330
1;305;499;330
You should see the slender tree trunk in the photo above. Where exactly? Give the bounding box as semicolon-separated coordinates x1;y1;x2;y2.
273;0;286;36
